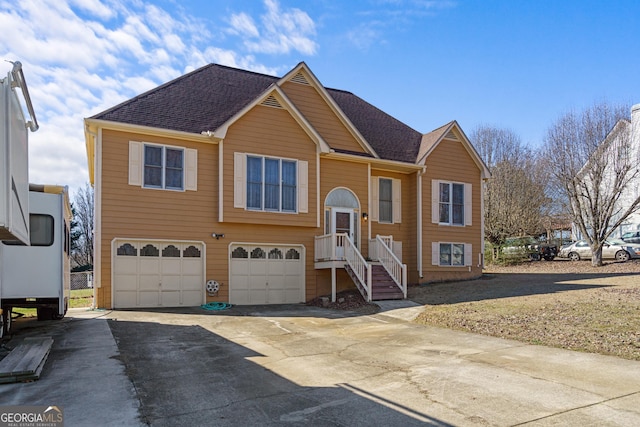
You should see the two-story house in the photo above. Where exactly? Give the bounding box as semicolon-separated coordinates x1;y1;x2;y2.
572;104;640;241
84;62;490;309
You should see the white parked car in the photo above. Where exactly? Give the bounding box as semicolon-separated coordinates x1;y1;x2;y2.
558;239;640;262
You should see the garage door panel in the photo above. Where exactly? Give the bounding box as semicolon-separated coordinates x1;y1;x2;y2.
115;291;136;308
140;259;160;274
268;262;284;275
230;244;304;305
251;289;267;304
161;275;181;291
182;275;202;291
249;275;266;290
161;291;181;306
139;277;160;290
284;289;302;302
139;291;159;307
115;258;138;274
250;260;267;275
161;259;181;274
114;275;137;291
113;240;204;308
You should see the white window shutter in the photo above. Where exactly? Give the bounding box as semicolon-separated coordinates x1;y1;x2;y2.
431;180;439;223
464;243;472;266
432;242;440;265
298;160;308;213
234;153;245;208
464;183;472;225
393;178;401;223
184;148;197;191
128;141;142;186
371;177;379;221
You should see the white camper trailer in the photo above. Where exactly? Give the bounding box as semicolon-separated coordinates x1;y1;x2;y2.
0;62;72;338
0;185;72;336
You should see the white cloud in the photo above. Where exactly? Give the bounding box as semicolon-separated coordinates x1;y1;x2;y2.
229;12;260;38
229;0;318;55
0;0;311;196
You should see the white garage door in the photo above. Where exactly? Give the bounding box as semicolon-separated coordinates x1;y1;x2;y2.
113;240;204;308
229;244;305;305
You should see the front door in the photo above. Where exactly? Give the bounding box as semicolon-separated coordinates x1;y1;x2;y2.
332;208;356;257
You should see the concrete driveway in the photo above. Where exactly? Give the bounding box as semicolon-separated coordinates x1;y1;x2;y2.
2;303;640;426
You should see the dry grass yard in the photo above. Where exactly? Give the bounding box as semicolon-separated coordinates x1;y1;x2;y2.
410;259;640;361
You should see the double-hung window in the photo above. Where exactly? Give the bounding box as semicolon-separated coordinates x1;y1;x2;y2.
439;182;464;225
247;155;297;212
433;242;472;267
144;145;184;190
371;176;401;223
379;178;393;223
439;243;464;266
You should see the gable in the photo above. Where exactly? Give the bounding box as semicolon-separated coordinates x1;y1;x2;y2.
281;80;367;155
418;121;490;179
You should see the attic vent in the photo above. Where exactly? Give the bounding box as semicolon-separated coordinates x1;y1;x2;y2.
261;95;283;108
444;130;459;141
290;72;310;85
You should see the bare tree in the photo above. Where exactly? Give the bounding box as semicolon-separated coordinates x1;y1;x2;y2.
71;183;94;267
543;102;639;266
471;126;549;245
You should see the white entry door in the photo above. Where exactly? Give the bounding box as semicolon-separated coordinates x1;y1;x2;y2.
332;208;356;258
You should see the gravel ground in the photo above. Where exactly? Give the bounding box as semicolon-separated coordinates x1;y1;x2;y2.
410;259;640;360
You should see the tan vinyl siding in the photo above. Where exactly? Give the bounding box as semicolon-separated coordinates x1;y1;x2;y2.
281;81;366;154
223;105;317;226
370;170;418;283
98;130;219;308
421;138;483;282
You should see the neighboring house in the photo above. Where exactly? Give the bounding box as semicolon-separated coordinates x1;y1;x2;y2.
84;62;490;309
572;104;640;241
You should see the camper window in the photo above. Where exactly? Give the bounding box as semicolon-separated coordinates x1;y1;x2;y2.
1;214;54;247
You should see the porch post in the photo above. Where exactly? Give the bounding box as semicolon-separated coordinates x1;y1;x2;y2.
331;266;336;302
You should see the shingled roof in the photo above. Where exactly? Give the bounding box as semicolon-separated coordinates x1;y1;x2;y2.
92;63;423;164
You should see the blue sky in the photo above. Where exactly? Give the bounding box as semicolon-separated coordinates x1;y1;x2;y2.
1;0;639;197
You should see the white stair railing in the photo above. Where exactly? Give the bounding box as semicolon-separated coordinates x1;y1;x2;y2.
376;235;407;298
343;234;372;301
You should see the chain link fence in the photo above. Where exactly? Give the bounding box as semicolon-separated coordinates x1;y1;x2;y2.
71;271;93;290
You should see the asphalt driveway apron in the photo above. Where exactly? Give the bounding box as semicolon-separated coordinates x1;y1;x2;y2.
106;304;640;426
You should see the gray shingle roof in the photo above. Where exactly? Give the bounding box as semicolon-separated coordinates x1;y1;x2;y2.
91;63;423;163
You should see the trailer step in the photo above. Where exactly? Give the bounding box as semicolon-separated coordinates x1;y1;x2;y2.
0;337;53;383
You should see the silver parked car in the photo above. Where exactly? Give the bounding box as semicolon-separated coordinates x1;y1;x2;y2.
558;239;640;262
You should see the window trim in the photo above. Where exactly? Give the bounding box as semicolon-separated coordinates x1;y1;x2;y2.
244;154;298;213
129;141;197;191
371;176;401;224
143;143;184;191
432;180;472;226
432;242;472;267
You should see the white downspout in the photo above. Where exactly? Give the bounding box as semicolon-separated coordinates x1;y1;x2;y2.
86;128;102;308
417;167;425;280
